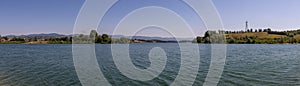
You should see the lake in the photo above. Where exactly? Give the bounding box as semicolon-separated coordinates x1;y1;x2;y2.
0;44;299;86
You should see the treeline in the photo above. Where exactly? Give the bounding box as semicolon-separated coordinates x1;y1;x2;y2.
0;36;73;44
73;30;131;44
0;30;131;44
1;30;177;44
72;30;112;44
45;37;72;44
225;28;271;34
225;28;300;37
0;35;27;44
225;36;299;44
267;29;300;37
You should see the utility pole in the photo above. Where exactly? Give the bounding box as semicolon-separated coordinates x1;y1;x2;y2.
245;21;249;32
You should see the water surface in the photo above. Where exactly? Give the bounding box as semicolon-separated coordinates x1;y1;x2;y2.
0;44;299;86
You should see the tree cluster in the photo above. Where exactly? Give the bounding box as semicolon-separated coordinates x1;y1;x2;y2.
225;28;272;34
73;30;131;44
193;30;226;44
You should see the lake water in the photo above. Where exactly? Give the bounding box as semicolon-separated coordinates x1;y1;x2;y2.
0;44;299;86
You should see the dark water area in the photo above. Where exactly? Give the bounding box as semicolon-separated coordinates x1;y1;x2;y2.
0;44;299;86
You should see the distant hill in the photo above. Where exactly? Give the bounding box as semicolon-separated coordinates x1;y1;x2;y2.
196;30;300;44
110;35;194;41
5;33;74;39
225;32;300;44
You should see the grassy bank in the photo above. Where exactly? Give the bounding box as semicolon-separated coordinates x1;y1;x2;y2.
195;30;300;44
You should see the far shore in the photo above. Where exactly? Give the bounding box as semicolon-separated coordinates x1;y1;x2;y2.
3;29;300;44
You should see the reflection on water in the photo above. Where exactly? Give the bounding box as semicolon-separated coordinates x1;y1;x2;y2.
0;44;299;85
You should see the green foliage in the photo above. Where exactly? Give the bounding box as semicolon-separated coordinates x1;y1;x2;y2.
90;30;98;38
11;36;25;41
196;37;203;43
112;37;131;44
47;37;72;44
100;34;111;44
195;30;226;44
95;35;102;43
72;31;121;44
72;34;93;44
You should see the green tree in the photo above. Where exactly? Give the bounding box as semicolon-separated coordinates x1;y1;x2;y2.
102;34;109;39
246;38;255;44
227;37;235;44
101;34;111;44
3;37;8;40
204;31;210;38
33;36;38;41
95;35;102;43
204;37;211;43
90;30;98;38
11;36;25;42
196;36;203;43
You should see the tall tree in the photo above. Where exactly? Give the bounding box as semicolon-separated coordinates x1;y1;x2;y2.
101;34;111;44
102;34;109;39
95;35;102;43
90;30;98;38
196;36;203;43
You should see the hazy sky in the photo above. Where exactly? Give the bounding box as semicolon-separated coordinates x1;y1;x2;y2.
1;0;300;36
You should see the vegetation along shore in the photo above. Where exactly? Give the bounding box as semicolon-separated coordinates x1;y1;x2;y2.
2;29;300;44
195;28;300;44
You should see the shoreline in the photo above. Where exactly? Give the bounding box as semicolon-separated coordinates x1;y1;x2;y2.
1;42;300;45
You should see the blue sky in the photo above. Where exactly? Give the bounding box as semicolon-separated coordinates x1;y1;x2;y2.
0;0;84;35
214;0;300;31
1;0;300;36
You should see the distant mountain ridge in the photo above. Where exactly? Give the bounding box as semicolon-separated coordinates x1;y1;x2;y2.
111;35;194;41
129;36;193;41
4;33;194;41
5;33;75;39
